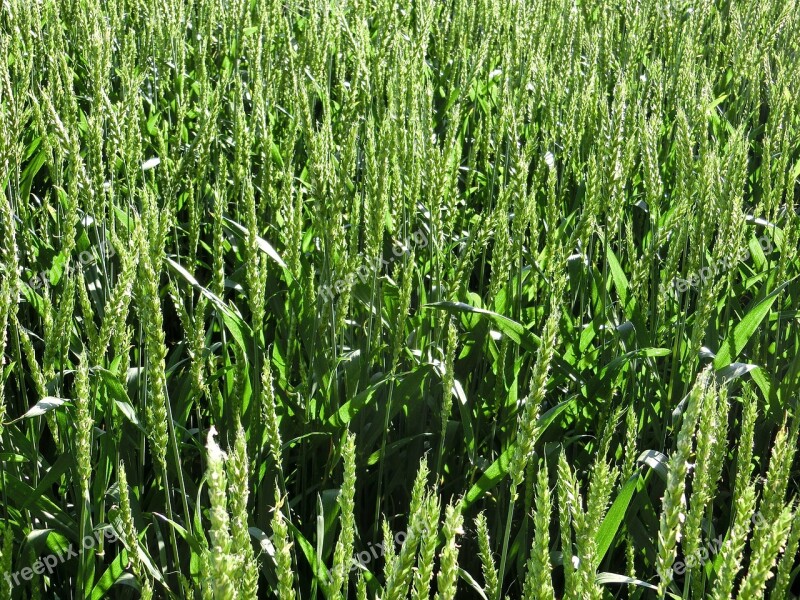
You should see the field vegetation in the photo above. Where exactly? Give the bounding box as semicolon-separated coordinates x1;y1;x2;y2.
0;0;799;597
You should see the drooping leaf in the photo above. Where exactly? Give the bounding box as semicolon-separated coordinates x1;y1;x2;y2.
6;396;69;423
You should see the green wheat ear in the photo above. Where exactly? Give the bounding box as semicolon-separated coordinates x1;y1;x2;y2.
412;493;441;600
0;268;11;440
522;460;555;600
387;459;434;600
434;498;465;600
656;368;708;599
272;484;296;600
134;213;168;471
683;378;724;590
771;505;800;599
204;427;234;598
261;355;284;478
511;287;563;486
710;482;757;600
475;512;499;600
227;421;258;597
0;524;13;600
355;573;368;600
330;431;357;600
140;581;154;600
557;450;578;598
117;462;143;578
73;352;93;495
736;503;793;599
91;238;136;364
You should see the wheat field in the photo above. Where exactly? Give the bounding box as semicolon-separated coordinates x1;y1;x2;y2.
0;0;799;598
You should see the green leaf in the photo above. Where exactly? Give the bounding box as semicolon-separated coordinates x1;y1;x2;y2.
637;449;669;482
223;216;288;269
425;302;529;345
587;348;670;398
713;279;794;369
151;512;204;556
19;529;71;562
249;527;279;590
715;362;758;384
605;245;629;307
594;474;641;568
462;399;575;509
5;396;69;424
425;302;584;386
366;434;431;466
596;572;657;590
326;374;390;428
90;551;139;599
166;257;252;355
92;366;143;429
452;379;476;463
748;367;773;403
458;567;490;600
463;442;517;509
108;508;172;592
20;137;47;203
286;521;332;594
1;473;78;540
141;157;161;171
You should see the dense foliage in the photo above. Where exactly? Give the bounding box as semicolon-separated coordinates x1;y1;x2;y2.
0;0;799;597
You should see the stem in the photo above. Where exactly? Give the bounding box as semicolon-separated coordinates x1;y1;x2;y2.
496;482;517;600
374;374;397;540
